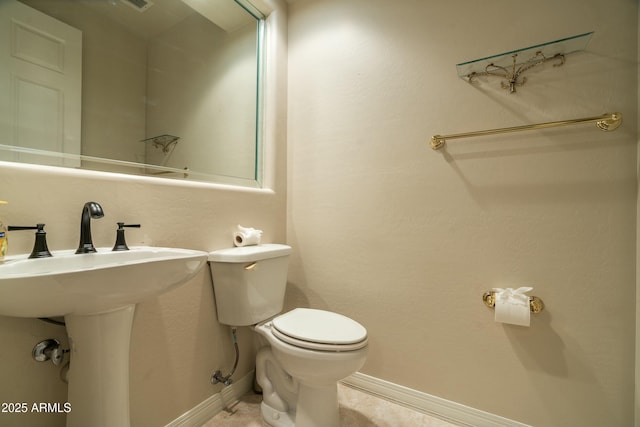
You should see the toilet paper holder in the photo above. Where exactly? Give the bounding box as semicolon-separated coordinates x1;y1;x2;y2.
482;291;544;314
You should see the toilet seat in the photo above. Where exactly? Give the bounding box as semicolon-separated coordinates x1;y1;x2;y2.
271;308;368;352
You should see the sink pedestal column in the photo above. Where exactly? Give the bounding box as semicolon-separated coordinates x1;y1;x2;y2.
64;305;135;427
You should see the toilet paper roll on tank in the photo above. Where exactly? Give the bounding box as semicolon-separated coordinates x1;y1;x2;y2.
492;287;533;327
233;225;263;247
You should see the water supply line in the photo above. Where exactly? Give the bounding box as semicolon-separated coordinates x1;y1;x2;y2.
211;327;239;386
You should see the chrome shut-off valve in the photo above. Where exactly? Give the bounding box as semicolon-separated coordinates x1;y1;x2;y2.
32;339;67;366
211;370;233;386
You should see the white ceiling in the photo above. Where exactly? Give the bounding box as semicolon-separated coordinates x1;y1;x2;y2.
79;0;254;39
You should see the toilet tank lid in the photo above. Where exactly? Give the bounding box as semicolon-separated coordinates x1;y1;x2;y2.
208;243;292;262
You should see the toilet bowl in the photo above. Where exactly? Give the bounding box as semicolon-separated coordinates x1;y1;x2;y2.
208;244;368;427
255;308;368;427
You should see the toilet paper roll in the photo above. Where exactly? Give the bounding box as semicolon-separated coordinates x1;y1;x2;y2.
493;287;532;327
233;225;263;247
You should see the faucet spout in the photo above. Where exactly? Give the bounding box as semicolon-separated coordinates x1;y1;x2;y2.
76;202;104;254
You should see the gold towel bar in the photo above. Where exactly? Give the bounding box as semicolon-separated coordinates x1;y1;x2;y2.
482;291;544;314
431;112;622;150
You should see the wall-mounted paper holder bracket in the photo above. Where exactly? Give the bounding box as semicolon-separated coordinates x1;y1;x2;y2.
482;291;544;314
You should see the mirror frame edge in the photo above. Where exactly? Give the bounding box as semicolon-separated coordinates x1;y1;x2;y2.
248;0;287;193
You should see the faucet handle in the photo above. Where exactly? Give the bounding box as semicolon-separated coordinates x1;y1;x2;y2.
8;223;52;258
112;223;141;251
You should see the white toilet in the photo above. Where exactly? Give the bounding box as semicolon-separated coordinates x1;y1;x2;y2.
208;244;368;427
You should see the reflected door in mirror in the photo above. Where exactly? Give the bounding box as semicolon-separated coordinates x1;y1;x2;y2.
0;0;81;167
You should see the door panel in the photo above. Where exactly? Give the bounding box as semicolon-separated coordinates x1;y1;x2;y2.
0;0;82;166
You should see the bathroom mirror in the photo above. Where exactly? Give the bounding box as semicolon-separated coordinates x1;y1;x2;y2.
0;0;264;187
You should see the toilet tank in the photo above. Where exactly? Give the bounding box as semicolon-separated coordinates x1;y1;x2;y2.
208;244;292;326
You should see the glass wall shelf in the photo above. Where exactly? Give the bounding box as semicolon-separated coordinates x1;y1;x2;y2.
456;31;594;93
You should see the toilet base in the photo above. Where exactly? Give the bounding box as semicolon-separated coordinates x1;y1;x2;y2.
296;382;340;427
261;382;340;427
261;402;295;427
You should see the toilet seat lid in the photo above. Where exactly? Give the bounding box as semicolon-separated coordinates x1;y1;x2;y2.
272;308;367;349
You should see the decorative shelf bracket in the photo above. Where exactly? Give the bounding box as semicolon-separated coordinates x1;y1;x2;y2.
468;51;565;94
141;134;180;154
456;31;593;94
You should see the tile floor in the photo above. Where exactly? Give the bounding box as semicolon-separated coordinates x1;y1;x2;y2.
202;383;460;427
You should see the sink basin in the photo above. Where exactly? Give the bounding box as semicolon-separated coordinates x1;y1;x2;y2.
0;245;208;427
0;246;208;317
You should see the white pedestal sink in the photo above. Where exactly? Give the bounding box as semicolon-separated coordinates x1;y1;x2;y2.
0;246;208;427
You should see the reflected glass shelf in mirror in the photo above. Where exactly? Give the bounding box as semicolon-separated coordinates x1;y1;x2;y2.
455;31;594;78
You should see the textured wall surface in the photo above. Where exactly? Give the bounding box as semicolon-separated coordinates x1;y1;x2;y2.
286;0;637;425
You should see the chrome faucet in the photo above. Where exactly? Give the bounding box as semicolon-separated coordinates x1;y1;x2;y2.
76;201;104;254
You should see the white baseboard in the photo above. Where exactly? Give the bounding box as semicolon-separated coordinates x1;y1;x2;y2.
165;370;255;427
341;372;530;427
166;369;529;427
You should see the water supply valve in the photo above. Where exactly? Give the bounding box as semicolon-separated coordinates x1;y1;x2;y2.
32;339;67;366
210;327;239;386
211;369;233;386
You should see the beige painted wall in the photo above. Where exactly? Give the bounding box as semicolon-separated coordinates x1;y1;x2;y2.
286;0;637;426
